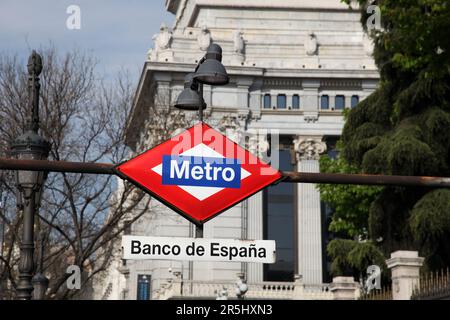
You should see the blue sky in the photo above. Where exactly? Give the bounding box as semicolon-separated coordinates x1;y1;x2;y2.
0;0;174;80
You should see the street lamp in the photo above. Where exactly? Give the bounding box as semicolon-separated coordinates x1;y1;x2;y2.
174;73;206;111
174;43;229;122
10;50;51;300
193;43;229;86
173;42;229;238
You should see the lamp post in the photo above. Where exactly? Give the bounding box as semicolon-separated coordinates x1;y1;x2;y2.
10;51;51;300
174;43;229;238
32;230;49;300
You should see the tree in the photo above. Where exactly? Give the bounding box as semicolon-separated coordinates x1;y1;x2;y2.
0;47;152;299
322;0;450;276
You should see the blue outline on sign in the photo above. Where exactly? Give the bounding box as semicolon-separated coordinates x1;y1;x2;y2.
162;155;241;189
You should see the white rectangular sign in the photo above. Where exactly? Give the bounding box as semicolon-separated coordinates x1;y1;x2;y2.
122;235;276;263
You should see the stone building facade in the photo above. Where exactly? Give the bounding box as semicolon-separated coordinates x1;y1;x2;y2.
96;0;379;300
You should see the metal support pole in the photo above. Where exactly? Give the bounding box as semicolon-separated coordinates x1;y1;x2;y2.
198;83;204;123
194;82;205;239
16;189;35;300
195;224;204;238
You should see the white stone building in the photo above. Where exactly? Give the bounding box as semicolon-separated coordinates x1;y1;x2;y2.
96;0;379;300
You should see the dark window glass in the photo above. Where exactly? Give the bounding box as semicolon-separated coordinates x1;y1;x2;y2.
351;95;359;108
137;275;151;300
264;145;295;282
321;95;329;110
292;95;300;109
277;94;286;109
264;94;271;109
335;95;345;110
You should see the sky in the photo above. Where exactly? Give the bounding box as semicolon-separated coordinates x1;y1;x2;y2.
0;0;174;80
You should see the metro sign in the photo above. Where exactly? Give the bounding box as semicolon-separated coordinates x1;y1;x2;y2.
114;123;282;225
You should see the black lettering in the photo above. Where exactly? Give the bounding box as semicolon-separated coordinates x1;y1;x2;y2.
162;245;171;255
153;244;161;255
196;245;205;256
229;247;238;260
249;244;257;257
172;245;181;255
186;242;195;256
211;243;220;256
131;240;141;254
258;248;267;258
142;244;151;254
220;245;228;257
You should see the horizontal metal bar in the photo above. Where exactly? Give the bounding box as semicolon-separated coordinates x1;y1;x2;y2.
281;171;450;188
1;158;450;188
0;158;115;175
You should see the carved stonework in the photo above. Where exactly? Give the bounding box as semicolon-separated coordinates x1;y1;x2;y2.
197;25;211;51
293;137;327;161
304;113;319;123
232;30;245;65
305;31;318;56
148;23;173;62
234;31;245;54
156;23;172;50
248;134;270;158
218;115;242;144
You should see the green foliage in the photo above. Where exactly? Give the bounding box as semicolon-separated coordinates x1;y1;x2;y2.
410;189;450;240
327;239;357;276
327;239;386;277
319;155;382;238
409;189;450;269
328;0;450;274
347;242;386;273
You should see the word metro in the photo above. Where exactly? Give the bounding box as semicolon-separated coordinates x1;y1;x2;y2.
162;155;241;188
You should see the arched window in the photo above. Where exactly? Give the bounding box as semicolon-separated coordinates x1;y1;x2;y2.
321;95;329;110
351;95;359;108
264;94;271;109
335;95;345;110
277;94;287;109
292;95;300;109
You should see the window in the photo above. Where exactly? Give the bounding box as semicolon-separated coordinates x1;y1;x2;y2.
335;95;345;110
137;275;151;300
292;95;300;109
277;94;286;109
321;95;329;110
263;94;271;109
264;140;295;282
351;95;359;108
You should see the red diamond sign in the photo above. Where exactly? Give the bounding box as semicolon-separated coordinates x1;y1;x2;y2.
114;122;282;225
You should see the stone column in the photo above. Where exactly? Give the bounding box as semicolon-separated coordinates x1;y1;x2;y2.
294;136;327;284
330;277;360;300
386;251;424;300
345;95;352;109
246;134;269;283
286;94;293;109
246;191;264;283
